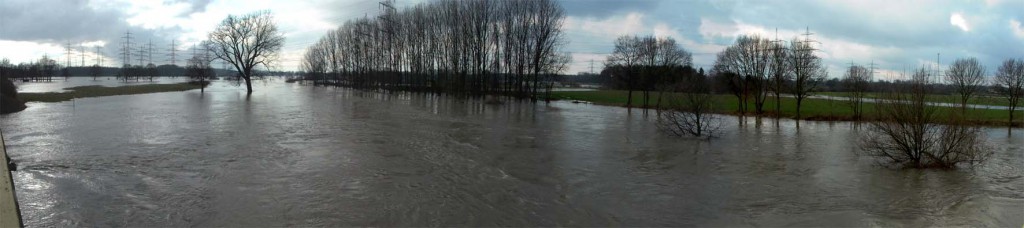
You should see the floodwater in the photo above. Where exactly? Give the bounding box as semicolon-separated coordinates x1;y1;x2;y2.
1;78;1021;227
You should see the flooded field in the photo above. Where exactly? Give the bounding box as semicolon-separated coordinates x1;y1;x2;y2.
1;78;1021;227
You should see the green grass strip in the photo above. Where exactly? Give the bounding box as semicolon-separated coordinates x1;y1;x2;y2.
19;82;203;103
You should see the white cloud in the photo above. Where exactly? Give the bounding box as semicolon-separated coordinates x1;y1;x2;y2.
81;40;107;47
652;23;682;40
1011;19;1024;39
698;18;737;40
564;13;647;38
568;53;608;74
950;13;970;32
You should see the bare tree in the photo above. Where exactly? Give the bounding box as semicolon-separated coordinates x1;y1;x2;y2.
606;36;643;108
994;58;1024;127
768;39;791;117
186;54;215;93
843;64;871;119
861;67;990;168
145;63;158;81
945;57;986;112
658;72;721;138
207;11;285;94
712;35;771;115
89;64;102;81
787;37;826;121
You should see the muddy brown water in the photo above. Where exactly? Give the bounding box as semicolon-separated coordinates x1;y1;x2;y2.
1;78;1021;227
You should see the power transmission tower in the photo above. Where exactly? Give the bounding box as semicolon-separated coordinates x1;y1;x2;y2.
121;31;132;67
137;40;146;66
167;40;177;66
868;60;877;81
65;40;72;68
94;46;103;66
936;53;941;83
794;27;819;73
147;39;154;65
80;43;86;67
589;59;594;74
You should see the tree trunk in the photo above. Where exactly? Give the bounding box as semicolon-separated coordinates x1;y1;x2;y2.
244;76;253;94
627;89;633;108
1010;106;1016;128
796;98;803;120
775;93;781;118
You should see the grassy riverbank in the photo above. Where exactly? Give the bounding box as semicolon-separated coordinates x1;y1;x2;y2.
550;90;1023;127
19;82;204;103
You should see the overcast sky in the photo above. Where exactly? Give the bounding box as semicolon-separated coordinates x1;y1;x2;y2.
1;0;1022;80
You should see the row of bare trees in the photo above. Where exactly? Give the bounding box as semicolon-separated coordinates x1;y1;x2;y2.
712;33;826;119
300;0;569;98
117;64;159;82
847;57;1023;127
604;35;693;109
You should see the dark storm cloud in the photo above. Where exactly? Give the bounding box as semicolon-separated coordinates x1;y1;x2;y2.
0;0;129;42
0;0;185;65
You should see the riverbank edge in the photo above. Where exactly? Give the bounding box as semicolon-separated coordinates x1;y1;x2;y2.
16;82;205;103
549;93;1023;128
0;131;23;227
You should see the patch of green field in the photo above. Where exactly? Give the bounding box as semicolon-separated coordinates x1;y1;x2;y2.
550;90;1023;126
19;82;204;103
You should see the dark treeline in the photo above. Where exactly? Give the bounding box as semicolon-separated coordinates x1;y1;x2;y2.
0;56;61;81
301;0;570;99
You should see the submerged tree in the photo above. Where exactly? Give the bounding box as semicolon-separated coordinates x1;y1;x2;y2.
861;67;990;168
994;58;1024;128
606;36;643;108
945;57;986;112
843;64;871;120
299;0;568;99
186;55;215;93
768;39;791;117
607;35;692;109
787;36;826;121
207;11;285;94
89;64;102;80
712;35;772;115
657;70;721;138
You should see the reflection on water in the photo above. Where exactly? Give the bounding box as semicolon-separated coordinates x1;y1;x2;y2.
1;79;1021;227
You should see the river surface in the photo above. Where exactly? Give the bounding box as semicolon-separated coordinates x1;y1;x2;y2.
1;78;1022;227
